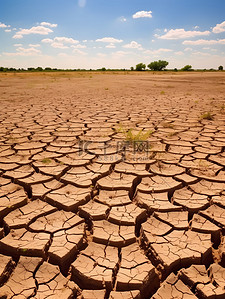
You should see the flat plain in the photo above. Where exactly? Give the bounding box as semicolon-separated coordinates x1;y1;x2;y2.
0;71;225;298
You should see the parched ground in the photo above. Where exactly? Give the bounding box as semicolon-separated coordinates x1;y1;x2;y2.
0;71;225;299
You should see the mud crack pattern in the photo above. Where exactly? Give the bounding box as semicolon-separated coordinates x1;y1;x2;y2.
0;72;225;298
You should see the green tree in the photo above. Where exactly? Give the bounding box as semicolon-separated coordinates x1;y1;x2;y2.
136;63;146;71
148;60;169;71
181;65;193;71
218;65;223;71
130;66;134;71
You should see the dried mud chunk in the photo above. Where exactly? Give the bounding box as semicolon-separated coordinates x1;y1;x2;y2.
196;282;225;298
190;214;221;243
0;254;15;286
154;211;189;230
200;204;225;228
190;180;225;196
95;190;131;206
31;179;64;198
4;199;57;229
33;160;68;177
172;187;209;212
108;203;147;226
190;160;224;181
17;171;53;185
0;256;42;298
45;184;91;211
174;173;199;185
71;243;118;289
49;223;85;268
57;152;95;166
0;228;50;257
168;145;194;155
116;243;159;296
152;273;197;299
135;191;182;212
93;220;136;247
114;162;150;176
150;162;185;177
149;230;212;274
14;141;44;150
29;210;84;233
109;290;140;299
81;289;106;299
141;216;172;244
208;263;225;289
179;264;210;286
4;165;34;179
137;176;182;193
61;164;109;187
209;153;225;167
35;262;79;298
97;172;137;191
212;195;225;208
79;200;110;220
0;188;27;218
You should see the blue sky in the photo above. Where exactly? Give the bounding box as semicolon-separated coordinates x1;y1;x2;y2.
0;0;225;69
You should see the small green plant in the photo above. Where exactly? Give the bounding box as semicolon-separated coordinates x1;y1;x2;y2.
41;158;52;164
200;112;214;120
105;87;109;90
115;123;152;142
160;91;165;95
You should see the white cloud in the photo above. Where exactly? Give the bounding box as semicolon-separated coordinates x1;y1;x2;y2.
3;47;41;56
158;28;210;40
41;38;53;43
192;51;211;56
71;44;87;49
54;37;79;44
119;16;127;22
51;42;69;49
132;11;152;19
5;29;11;32
14;43;22;47
73;49;87;55
175;51;184;55
40;22;57;28
13;26;53;39
29;44;40;47
106;43;116;48
42;37;79;49
0;23;10;28
96;37;123;43
183;39;225;45
184;47;192;51
212;21;225;34
123;41;143;50
144;48;173;55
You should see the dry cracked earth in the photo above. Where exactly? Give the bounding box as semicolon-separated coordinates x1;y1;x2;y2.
0;71;225;299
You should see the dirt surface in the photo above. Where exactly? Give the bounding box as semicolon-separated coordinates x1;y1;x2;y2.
0;71;225;298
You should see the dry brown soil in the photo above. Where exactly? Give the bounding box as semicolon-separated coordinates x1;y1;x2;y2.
0;71;225;298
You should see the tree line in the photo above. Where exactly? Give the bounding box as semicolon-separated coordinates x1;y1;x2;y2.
0;62;224;72
134;61;224;72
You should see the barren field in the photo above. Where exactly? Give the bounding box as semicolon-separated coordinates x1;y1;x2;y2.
0;71;225;298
